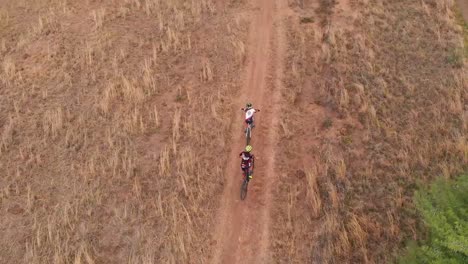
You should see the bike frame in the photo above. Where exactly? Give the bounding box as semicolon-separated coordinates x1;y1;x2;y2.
243;167;251;179
241;158;254;179
245;122;252;145
240;157;254;200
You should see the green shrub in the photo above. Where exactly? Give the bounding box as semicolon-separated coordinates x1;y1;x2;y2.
399;174;468;264
447;49;464;68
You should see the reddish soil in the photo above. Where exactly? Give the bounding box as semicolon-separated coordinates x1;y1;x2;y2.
210;0;287;263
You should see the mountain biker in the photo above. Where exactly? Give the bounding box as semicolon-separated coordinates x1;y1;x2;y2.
241;103;260;128
239;145;255;181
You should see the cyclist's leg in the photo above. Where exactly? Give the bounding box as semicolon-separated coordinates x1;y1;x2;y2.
247;166;253;180
241;162;247;178
246;118;254;131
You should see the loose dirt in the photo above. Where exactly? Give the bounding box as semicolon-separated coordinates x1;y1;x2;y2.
210;0;287;263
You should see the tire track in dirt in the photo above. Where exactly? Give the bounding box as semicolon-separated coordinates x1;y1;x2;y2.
210;0;286;263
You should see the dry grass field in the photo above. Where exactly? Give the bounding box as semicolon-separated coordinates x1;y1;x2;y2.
1;0;466;263
272;0;467;263
0;0;249;263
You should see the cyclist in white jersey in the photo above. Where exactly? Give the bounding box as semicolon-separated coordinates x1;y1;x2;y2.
241;102;260;128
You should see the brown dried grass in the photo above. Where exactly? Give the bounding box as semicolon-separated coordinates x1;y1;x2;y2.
272;0;467;263
0;0;248;263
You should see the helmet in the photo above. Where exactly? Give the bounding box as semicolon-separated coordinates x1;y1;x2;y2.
246;102;253;109
245;145;253;152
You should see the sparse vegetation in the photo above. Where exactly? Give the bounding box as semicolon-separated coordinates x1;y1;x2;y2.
300;16;314;24
455;4;468;57
447;48;464;68
272;0;467;263
322;117;333;129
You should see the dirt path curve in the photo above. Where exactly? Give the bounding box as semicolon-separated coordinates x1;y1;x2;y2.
210;0;287;263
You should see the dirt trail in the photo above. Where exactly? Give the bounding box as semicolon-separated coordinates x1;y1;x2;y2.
210;0;286;263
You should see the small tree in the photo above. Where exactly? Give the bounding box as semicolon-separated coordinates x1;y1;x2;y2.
400;174;468;264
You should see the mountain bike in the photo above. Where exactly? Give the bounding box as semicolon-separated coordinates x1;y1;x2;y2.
240;159;254;200
241;108;260;145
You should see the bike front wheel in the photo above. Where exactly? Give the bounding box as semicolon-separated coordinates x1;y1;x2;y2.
245;126;251;145
240;178;249;200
